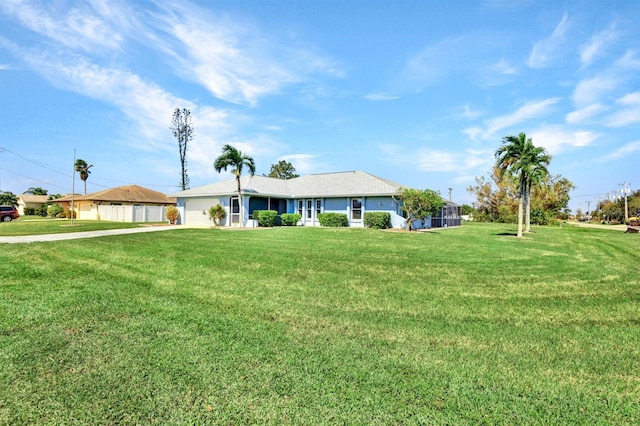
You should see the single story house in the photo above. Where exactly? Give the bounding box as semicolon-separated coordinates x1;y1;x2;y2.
171;170;460;229
16;194;51;215
55;185;176;222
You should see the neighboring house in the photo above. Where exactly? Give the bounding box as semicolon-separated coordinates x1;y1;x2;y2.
55;185;176;222
171;170;460;229
16;194;50;215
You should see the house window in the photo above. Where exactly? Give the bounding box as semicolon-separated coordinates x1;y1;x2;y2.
316;199;322;217
351;198;362;221
306;199;312;219
297;200;303;216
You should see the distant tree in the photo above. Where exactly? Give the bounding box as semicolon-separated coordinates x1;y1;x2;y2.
214;145;256;227
171;108;194;191
0;191;18;206
25;187;48;195
267;160;299;180
394;187;444;231
467;166;573;225
48;193;63;201
467;166;519;223
461;204;473;215
74;159;93;195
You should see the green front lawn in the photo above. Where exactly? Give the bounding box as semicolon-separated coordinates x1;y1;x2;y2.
0;218;164;236
1;223;638;424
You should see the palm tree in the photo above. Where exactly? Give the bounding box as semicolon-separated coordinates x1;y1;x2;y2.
523;148;551;232
25;187;48;195
74;159;93;195
213;144;255;227
495;133;531;238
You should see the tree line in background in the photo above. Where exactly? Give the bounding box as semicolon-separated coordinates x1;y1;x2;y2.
468;132;574;237
587;190;640;223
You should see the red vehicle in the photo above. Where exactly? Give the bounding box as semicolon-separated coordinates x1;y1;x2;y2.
0;205;20;222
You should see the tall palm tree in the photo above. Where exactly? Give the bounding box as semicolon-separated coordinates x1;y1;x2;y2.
74;159;93;195
523;148;551;232
495;133;531;238
213;144;255;227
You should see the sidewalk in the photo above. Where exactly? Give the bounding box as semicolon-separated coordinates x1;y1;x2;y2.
0;225;182;244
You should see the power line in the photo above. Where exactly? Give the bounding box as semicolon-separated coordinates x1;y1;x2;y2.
0;146;180;191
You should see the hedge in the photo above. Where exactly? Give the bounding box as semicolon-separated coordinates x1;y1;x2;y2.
363;212;391;229
318;212;349;227
253;210;279;227
280;213;301;226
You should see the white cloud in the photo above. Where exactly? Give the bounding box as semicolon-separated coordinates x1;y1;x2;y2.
492;58;518;75
602;141;640;161
0;0;132;52
379;144;492;174
527;14;570;68
580;24;619;67
565;103;607;124
606;92;640;127
482;98;561;138
529;127;599;155
462;105;482;119
571;76;618;107
154;4;342;106
363;93;399;101
464;127;483;141
279;154;319;175
616;49;640;69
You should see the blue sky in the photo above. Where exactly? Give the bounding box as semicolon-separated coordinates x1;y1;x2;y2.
1;0;638;212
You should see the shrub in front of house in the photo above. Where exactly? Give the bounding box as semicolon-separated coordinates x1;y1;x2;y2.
254;210;279;227
24;207;36;216
165;206;179;224
364;212;391;229
318;212;349;227
208;204;226;226
280;213;301;226
48;205;64;218
36;204;48;217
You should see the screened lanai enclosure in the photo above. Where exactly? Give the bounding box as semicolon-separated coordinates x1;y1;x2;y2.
431;202;462;228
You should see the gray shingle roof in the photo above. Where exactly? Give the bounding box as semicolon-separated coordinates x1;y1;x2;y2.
172;171;405;198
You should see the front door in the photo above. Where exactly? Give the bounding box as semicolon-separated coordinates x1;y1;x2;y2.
230;196;240;226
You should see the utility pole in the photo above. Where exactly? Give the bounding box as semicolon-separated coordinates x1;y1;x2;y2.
71;149;76;225
620;182;631;222
448;187;452;202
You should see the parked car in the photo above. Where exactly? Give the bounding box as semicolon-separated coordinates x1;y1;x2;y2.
0;205;20;222
627;216;640;227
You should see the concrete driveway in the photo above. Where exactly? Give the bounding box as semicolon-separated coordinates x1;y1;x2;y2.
0;225;182;244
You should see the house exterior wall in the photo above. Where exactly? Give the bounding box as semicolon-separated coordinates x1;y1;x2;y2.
291;196;406;228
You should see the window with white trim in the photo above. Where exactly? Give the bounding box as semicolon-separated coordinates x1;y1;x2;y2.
351;198;362;221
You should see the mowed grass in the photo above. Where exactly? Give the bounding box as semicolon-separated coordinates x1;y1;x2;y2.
1;223;638;424
0;218;164;236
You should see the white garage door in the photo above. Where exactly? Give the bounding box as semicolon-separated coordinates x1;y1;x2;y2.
184;198;218;226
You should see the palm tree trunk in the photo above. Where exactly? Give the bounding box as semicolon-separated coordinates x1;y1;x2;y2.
525;180;531;233
236;174;244;227
517;174;524;238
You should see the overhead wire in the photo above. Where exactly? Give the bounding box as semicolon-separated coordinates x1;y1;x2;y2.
0;146;180;192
